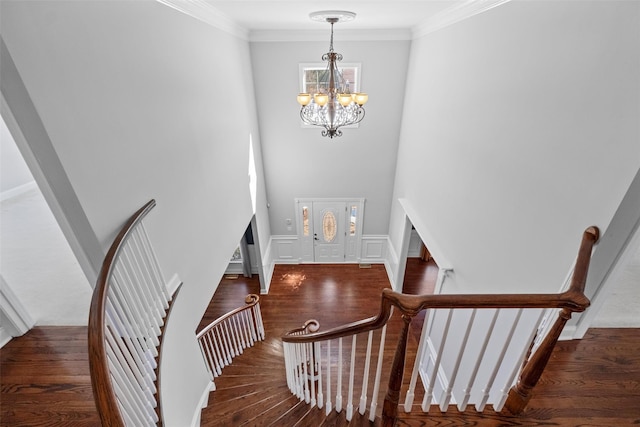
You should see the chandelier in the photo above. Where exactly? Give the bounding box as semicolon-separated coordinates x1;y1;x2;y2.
296;11;368;138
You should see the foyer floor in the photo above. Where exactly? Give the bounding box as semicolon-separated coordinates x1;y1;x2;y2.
200;261;640;426
1;261;639;426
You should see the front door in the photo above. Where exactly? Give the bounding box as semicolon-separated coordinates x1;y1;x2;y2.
312;202;346;262
296;198;364;263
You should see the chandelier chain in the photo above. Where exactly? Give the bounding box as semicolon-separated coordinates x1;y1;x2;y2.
329;22;334;53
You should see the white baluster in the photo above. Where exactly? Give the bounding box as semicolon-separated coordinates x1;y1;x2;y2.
214;325;231;365
247;308;258;342
204;333;221;376
106;298;157;384
242;311;254;346
316;341;324;409
346;334;356;421
254;304;265;339
301;340;310;403
109;366;148;427
283;343;292;390
405;309;431;412
440;309;476;411
336;337;343;413
106;340;156;425
459;309;499;411
369;324;387;422
477;309;523;412
495;309;545;412
117;257;160;340
359;330;373;415
228;317;241;356
112;269;159;350
130;228;165;316
289;342;299;397
422;308;454;412
206;330;223;374
139;223;170;305
131;229;165;314
210;331;225;374
197;338;215;380
291;342;299;394
295;343;305;399
309;342;317;407
122;244;163;329
232;315;244;353
241;312;251;347
106;322;156;400
110;274;146;347
326;339;332;415
222;320;237;357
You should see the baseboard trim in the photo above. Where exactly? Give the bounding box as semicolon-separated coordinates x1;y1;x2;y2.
0;180;37;202
0;327;12;348
190;380;215;427
559;325;577;341
0;274;35;336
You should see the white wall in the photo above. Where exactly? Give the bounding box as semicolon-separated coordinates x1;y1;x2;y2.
571;167;640;334
1;115;32;193
1;1;269;424
390;0;640;294
250;39;410;236
591;242;640;327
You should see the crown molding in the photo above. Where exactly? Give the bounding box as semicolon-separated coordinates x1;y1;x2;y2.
412;0;512;39
156;0;511;43
156;0;249;40
249;29;412;43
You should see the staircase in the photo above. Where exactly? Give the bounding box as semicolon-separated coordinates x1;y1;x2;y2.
200;334;387;426
87;200;598;426
199;227;599;426
198;324;502;426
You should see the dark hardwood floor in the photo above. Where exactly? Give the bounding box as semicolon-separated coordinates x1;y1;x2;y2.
2;260;639;426
200;263;640;426
0;326;100;426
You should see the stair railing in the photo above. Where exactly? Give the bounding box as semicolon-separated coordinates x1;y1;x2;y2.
282;226;599;426
196;294;265;385
88;199;174;426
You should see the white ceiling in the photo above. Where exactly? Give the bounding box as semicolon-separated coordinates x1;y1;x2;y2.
203;0;455;31
158;0;512;40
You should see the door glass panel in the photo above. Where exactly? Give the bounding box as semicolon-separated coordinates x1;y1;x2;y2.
302;206;309;236
322;211;337;243
349;205;357;236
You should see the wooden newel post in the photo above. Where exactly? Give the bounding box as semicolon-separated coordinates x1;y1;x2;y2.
382;315;412;427
504;226;599;415
504;307;572;414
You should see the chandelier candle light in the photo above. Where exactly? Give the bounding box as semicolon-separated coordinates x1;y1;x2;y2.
297;11;368;138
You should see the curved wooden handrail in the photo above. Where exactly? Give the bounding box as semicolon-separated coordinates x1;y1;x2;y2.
196;294;265;383
281;226;599;425
285;319;320;336
88;199;159;427
283;226;598;344
282;289;591;344
196;294;260;339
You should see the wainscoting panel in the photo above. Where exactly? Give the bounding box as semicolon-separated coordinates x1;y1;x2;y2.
270;236;300;263
269;235;390;265
361;236;388;262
